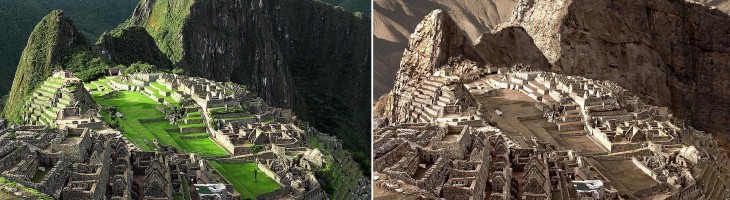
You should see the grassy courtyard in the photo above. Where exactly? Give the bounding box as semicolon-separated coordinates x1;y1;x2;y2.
92;89;227;156
209;161;281;199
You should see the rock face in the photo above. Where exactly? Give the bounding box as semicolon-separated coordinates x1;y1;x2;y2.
509;0;730;136
373;0;517;99
127;0;371;157
96;26;172;68
3;10;86;120
383;10;478;122
379;10;549;122
391;10;481;96
380;0;730;137
473;26;551;72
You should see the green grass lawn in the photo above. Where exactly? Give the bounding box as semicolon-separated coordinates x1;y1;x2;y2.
209;161;281;199
145;85;165;98
144;84;180;107
261;118;274;124
180;122;206;129
143;121;227;156
187;111;201;116
186;116;203;120
93;91;227;156
151;82;172;93
30;170;47;183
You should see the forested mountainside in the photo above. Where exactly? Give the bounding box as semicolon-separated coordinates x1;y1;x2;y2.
2;10;166;123
0;0;138;102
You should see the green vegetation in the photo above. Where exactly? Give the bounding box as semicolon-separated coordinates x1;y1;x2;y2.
96;26;173;68
250;144;263;166
30;170;48;183
174;177;192;200
293;89;370;175
0;177;52;200
143;121;226;156
120;0;195;63
208;106;245;115
2;10;87;121
125;62;158;74
0;0;138;102
179;122;205;129
54;47;112;81
209;161;281;199
94;90;227;156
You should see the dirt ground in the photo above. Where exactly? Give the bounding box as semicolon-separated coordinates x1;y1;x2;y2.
479;89;606;153
595;160;657;193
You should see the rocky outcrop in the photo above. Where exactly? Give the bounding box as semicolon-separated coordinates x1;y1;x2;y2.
96;26;172;68
392;10;481;96
473;26;551;71
3;10;86;121
379;10;549;123
384;10;478;123
373;0;517;99
509;0;730;136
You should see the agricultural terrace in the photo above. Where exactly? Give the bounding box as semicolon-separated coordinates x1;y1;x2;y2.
209;161;281;199
89;77;228;156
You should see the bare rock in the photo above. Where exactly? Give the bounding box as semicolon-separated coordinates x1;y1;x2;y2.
510;0;730;136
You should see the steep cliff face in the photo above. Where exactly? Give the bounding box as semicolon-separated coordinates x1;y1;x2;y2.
378;10;548;122
373;0;517;99
96;26;172;68
383;10;477;122
473;26;551;71
3;10;87;120
510;0;730;135
126;0;371;163
391;10;481;96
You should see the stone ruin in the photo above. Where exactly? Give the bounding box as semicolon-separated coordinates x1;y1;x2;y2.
0;71;367;199
375;69;730;199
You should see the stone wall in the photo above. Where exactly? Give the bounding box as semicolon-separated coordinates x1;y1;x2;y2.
633;183;669;198
0;146;29;171
180;126;206;133
255;187;292;200
258;162;282;184
373;142;410;172
610;143;645;153
665;183;703;200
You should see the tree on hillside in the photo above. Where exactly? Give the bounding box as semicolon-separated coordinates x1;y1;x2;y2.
251;144;263;164
250;144;263;181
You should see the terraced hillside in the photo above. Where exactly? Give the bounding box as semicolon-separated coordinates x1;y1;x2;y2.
90;79;228;157
16;75;86;126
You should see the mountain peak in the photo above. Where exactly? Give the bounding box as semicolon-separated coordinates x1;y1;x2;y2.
3;10;86;121
393;10;479;93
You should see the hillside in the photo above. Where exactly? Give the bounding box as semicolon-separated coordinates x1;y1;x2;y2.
0;0;138;99
373;0;517;99
110;0;372;171
2;10;88;122
319;0;371;14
